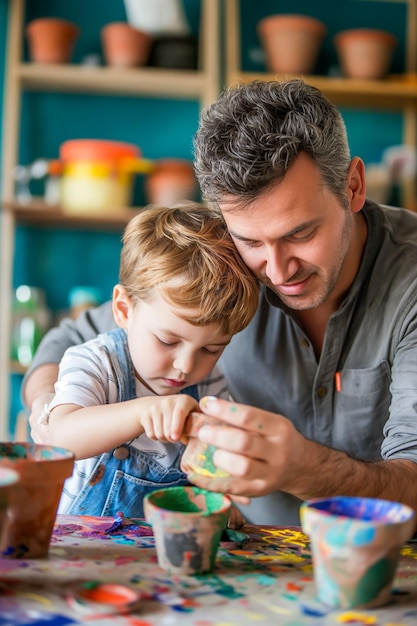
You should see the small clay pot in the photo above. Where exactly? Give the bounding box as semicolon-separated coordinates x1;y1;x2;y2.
144;485;231;575
145;158;198;206
26;18;80;64
101;22;153;68
181;412;233;491
0;468;19;541
300;496;415;609
257;14;326;74
334;28;397;80
0;443;74;558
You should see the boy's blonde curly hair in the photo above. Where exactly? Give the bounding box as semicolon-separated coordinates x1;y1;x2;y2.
120;202;259;336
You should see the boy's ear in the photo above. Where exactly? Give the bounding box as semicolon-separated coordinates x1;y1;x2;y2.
112;284;132;328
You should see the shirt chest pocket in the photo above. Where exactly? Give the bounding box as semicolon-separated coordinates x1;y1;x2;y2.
333;362;391;460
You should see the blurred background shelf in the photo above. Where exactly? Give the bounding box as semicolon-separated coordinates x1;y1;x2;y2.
3;200;143;229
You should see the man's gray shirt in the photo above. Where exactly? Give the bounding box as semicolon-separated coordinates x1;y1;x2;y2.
25;201;417;525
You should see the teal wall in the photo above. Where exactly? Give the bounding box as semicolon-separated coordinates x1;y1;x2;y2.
0;0;406;432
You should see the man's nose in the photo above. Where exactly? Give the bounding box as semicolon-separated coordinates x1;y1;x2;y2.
264;244;289;285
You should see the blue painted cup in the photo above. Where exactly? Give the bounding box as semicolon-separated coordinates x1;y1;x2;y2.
300;496;415;609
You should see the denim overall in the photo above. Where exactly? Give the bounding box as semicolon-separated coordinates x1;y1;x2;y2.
68;328;197;517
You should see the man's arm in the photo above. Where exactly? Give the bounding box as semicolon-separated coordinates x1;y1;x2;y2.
22;300;115;441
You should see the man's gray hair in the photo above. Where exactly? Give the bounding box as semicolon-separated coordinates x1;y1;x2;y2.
194;79;351;210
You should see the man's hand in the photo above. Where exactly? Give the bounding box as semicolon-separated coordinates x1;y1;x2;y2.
192;395;306;498
29;393;55;444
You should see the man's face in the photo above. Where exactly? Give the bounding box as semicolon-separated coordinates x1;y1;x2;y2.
220;153;356;311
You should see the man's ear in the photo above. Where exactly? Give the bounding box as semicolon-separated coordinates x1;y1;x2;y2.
347;157;367;213
112;284;132;328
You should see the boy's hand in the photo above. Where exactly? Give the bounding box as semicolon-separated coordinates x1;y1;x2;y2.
138;394;199;442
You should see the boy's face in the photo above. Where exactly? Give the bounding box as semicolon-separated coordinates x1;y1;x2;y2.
113;286;231;395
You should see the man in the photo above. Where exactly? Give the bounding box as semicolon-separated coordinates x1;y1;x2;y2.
25;79;417;526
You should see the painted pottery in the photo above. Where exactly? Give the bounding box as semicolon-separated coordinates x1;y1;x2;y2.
300;496;415;609
334;29;397;79
0;468;19;541
26;18;79;64
144;485;231;575
0;443;74;558
101;22;153;68
257;14;326;74
145;158;198;206
181;412;232;491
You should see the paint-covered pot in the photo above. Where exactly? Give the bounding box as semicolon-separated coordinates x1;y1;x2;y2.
144;485;231;575
181;412;232;491
0;468;20;540
300;496;415;609
0;442;74;558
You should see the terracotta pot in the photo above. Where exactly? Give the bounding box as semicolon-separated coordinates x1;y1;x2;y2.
144;486;231;575
0;468;19;541
300;496;415;609
181;412;233;491
0;443;74;558
101;22;153;68
257;14;326;74
334;28;397;80
26;18;80;64
145;158;197;206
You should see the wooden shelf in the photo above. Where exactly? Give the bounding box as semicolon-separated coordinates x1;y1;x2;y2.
16;62;209;100
3;200;142;229
227;72;417;109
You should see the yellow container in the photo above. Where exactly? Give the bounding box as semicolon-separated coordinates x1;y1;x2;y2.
59;139;152;214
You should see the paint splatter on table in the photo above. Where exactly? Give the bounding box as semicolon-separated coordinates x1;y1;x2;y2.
1;514;417;625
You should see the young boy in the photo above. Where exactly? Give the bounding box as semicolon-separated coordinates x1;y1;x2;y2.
47;203;259;518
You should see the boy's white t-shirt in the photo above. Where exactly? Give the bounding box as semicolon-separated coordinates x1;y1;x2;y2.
48;334;230;513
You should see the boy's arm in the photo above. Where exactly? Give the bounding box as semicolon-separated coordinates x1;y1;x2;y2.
49;394;199;459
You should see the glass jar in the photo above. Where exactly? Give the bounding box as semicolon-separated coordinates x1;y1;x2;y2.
10;286;50;367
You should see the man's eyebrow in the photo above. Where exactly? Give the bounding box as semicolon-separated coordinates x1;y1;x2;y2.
229;230;257;242
229;219;320;242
